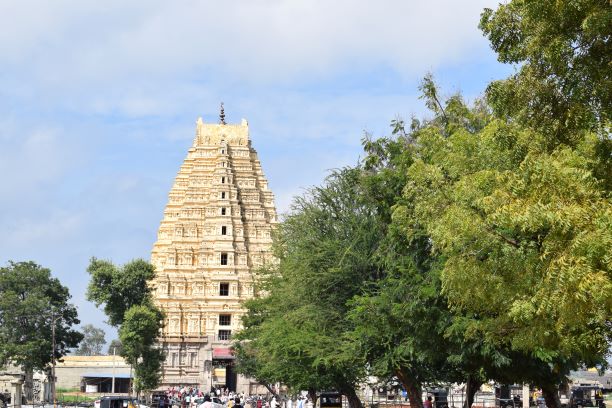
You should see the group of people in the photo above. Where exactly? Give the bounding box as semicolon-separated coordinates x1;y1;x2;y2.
199;394;243;408
251;395;311;408
157;388;310;408
164;386;205;402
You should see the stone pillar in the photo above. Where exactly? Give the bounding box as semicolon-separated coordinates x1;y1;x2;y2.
522;385;530;408
0;367;25;408
12;380;22;408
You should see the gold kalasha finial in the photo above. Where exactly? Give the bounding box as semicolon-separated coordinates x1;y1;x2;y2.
219;102;226;125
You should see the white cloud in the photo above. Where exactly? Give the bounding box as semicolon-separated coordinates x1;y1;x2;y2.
0;210;84;249
0;0;496;88
0;124;72;197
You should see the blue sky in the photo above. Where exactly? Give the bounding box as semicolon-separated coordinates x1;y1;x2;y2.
0;0;513;343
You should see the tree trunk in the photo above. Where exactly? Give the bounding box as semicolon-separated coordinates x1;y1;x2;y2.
395;369;423;408
463;376;482;408
264;384;278;398
342;387;364;408
23;368;34;403
540;383;561;408
308;389;318;408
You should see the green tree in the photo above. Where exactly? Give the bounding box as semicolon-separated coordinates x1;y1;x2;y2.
352;100;529;408
0;261;83;371
87;258;164;393
401;77;611;407
233;288;288;397
75;324;106;356
480;0;611;142
87;258;157;326
119;305;165;392
236;168;382;408
348;129;450;408
107;339;123;356
235;286;338;403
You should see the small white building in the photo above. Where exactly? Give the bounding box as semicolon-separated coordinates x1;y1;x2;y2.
55;355;132;393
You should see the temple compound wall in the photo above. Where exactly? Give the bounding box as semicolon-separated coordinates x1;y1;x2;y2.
0;365;24;408
151;115;277;394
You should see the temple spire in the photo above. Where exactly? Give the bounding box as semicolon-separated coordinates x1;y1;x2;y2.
219;102;226;125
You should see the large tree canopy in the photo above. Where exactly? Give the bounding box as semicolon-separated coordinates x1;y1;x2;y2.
0;261;83;371
120;305;165;392
87;258;164;393
349;104;500;408
399;74;611;407
235;2;611;407
236;168;384;408
87;258;157;326
481;0;611;141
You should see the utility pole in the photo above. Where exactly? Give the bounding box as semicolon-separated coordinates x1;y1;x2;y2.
51;312;60;408
111;347;116;394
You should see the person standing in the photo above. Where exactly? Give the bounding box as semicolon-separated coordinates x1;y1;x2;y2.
202;395;212;408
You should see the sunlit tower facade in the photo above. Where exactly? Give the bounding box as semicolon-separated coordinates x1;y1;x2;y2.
151;108;277;392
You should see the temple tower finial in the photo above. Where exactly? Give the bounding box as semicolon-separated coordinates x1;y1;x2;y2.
219;102;226;125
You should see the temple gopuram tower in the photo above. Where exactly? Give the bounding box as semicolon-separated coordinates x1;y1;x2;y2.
151;107;277;393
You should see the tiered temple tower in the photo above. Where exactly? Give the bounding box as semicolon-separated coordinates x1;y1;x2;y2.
150;111;277;392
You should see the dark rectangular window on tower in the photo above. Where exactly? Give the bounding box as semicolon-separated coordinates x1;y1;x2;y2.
221;177;225;184
221;192;226;199
220;252;228;265
218;330;231;341
221;207;226;215
219;282;229;296
219;314;231;326
221;226;227;235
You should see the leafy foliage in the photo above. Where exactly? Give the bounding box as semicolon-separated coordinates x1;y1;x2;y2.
480;0;611;141
75;324;106;356
120;305;165;392
86;258;156;326
107;339;123;356
236;168;383;408
238;2;612;405
239;71;610;406
86;258;164;392
350;127;451;408
0;261;83;371
399;76;611;407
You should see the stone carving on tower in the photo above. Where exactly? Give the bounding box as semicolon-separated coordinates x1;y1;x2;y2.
151;110;277;391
